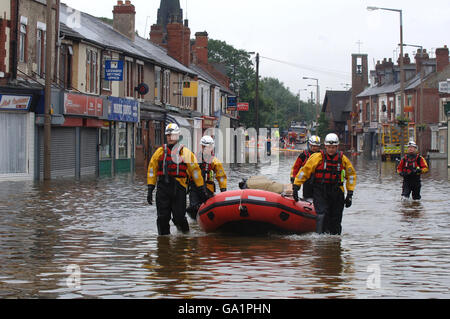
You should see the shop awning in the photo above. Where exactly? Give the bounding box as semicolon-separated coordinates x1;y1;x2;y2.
166;114;192;128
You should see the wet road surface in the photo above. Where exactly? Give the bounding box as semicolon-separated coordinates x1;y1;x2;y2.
0;153;449;298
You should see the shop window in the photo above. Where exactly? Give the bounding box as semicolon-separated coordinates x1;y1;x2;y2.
136;121;143;146
137;63;144;99
59;45;73;89
99;126;111;159
163;70;170;104
118;122;128;158
86;49;98;94
36;29;46;77
154;121;162;147
102;54;112;91
365;102;370;122
125;60;134;98
155;66;161;103
19;24;27;63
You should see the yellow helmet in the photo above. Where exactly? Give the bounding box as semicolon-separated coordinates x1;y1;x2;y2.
165;123;181;135
308;135;321;146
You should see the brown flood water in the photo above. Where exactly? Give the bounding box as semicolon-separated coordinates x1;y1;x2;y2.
0;153;449;298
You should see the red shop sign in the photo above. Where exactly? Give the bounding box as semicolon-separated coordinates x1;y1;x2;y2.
64;93;103;117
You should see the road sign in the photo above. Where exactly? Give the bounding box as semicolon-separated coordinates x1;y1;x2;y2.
105;60;124;81
227;96;237;110
237;102;249;111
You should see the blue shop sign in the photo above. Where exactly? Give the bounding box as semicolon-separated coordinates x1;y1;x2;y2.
108;97;139;123
105;60;124;81
227;96;237;108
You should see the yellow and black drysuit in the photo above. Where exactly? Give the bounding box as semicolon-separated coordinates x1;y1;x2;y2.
187;153;227;219
397;154;429;200
147;144;206;235
294;151;357;235
290;149;316;199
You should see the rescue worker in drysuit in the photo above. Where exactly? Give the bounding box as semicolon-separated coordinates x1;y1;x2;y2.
290;135;321;200
147;123;208;235
397;140;429;201
186;135;227;219
293;133;357;235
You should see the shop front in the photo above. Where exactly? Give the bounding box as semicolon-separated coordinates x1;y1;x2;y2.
136;103;166;169
36;91;104;180
0;89;39;181
105;96;139;175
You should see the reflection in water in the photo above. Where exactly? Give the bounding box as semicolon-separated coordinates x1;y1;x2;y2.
0;155;449;298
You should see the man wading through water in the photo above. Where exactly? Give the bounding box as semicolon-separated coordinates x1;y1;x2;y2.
397;140;429;201
290;135;321;201
187;135;227;220
293;133;357;235
147;123;208;235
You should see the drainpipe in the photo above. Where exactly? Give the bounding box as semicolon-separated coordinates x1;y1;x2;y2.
11;0;19;80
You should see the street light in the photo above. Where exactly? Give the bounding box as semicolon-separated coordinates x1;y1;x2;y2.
367;5;406;156
298;89;307;113
401;43;425;150
249;52;261;151
303;77;320;120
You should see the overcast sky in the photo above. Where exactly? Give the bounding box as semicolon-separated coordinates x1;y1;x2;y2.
62;0;450;102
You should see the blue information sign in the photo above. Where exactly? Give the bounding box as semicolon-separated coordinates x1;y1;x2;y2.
108;97;139;123
105;60;124;81
227;96;237;109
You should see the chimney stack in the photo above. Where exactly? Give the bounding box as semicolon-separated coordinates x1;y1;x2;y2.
193;32;209;66
166;20;191;66
150;24;165;47
113;0;136;41
414;48;429;74
436;45;449;72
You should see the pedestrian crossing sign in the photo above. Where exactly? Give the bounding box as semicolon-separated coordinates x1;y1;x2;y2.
182;81;199;97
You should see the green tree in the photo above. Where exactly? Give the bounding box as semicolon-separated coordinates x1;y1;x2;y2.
316;112;331;141
207;39;315;130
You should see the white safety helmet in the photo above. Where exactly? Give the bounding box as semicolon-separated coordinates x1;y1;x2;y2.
324;133;340;146
200;135;215;147
165;123;181;136
408;140;418;148
308;135;321;146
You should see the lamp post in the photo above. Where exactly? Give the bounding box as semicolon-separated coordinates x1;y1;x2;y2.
44;0;53;180
401;43;425;150
367;5;406;157
248;52;259;135
298;89;307;113
303;77;320;120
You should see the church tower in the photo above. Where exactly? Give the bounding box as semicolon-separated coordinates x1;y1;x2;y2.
152;0;184;45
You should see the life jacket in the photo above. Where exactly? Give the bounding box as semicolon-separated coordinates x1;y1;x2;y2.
314;151;344;185
198;153;215;184
292;150;313;177
400;154;421;175
157;144;188;179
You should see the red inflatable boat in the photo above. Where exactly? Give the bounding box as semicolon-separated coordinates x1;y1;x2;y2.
197;189;317;235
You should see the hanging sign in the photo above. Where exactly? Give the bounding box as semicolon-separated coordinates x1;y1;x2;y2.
182;81;199;97
105;60;124;81
108;96;139;123
0;94;32;111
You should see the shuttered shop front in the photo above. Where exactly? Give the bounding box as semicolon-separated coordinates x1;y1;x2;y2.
39;127;76;178
0;112;29;175
80;128;98;176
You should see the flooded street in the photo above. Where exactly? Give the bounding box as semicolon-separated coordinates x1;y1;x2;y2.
0;153;449;299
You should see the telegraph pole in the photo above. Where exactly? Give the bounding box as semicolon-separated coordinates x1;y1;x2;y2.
44;0;53;180
255;53;260;136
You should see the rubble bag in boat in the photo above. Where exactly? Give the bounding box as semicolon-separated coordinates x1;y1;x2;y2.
197;189;317;234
